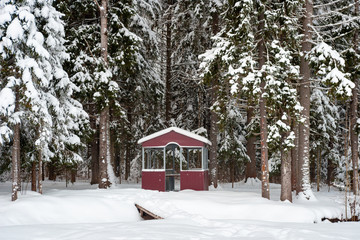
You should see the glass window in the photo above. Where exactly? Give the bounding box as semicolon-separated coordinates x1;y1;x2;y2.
144;148;164;170
182;148;202;170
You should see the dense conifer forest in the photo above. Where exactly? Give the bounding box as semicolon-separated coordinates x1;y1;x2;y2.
0;0;359;203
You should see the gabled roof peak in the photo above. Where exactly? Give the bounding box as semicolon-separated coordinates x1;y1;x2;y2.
137;127;211;146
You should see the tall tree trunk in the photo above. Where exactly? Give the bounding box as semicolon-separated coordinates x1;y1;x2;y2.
89;102;99;185
317;148;321;192
48;161;56;181
115;142;121;178
90;118;99;185
165;2;172;124
280;139;292;202
209;88;218;188
350;0;359;195
327;156;334;190
99;106;110;188
98;0;111;189
109;114;116;179
231;161;235;188
125;144;130;180
11;87;20;201
245;106;257;180
291;121;299;192
38;149;43;194
31;161;37;191
11;122;20;201
258;8;270;199
17;131;21;191
298;0;313;199
125;110;132;180
71;168;76;183
209;10;220;188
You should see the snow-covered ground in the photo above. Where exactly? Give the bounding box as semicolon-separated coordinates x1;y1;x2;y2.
0;179;359;239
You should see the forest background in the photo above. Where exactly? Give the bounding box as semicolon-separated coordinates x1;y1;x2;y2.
0;0;359;204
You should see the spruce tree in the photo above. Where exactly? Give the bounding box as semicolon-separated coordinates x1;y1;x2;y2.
0;0;87;199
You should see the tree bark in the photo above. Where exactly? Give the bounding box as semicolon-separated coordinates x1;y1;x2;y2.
90;119;99;185
125;143;130;180
258;8;270;199
17;130;21;191
298;0;313;199
291;121;299;192
99;106;111;188
31;161;37;191
165;2;172;124
98;0;111;189
327;155;334;190
48;161;56;181
209;88;218;188
125;110;132;180
208;10;220;188
71;168;76;183
231;161;235;188
350;0;359;195
245;107;257;180
317;148;321;192
11;122;20;201
280;142;292;202
38;149;43;194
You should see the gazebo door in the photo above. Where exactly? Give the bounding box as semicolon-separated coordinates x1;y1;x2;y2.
165;144;181;191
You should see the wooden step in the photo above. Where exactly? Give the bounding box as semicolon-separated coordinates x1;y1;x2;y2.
135;203;163;220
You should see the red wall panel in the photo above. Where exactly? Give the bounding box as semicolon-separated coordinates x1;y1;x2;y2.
142;171;165;191
180;170;209;191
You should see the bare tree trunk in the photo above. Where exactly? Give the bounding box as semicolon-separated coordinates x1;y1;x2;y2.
280;142;292;202
90;121;99;184
231;161;235;188
38;149;43;194
165;2;172;124
31;161;37;191
89;102;99;185
98;0;111;189
298;0;313;199
99;106;111;188
209;89;218;188
317;148;321;192
17;133;21;191
291;121;299;192
119;145;125;184
71;168;76;184
245;107;257;180
125;144;130;180
344;106;350;220
11;122;20;201
310;155;316;183
209;10;220;188
110;116;116;178
125;110;132;180
350;0;359;195
114;142;121;178
258;8;270;199
327;157;334;191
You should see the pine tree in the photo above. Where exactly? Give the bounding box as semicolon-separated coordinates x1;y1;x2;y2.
313;0;360;195
0;0;87;199
310;86;340;190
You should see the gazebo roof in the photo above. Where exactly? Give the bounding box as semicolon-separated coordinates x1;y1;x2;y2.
138;127;211;147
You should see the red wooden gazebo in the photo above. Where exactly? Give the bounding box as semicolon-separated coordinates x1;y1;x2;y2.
138;127;211;191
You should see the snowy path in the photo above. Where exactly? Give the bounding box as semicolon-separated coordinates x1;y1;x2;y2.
0;180;359;239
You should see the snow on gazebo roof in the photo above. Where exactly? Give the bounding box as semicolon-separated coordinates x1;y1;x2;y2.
137;127;211;146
